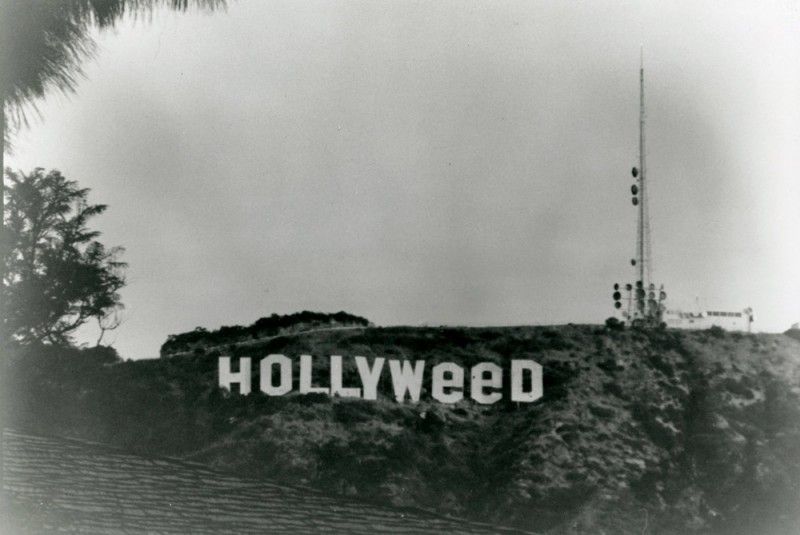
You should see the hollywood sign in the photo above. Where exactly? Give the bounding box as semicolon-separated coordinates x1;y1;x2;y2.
219;355;543;404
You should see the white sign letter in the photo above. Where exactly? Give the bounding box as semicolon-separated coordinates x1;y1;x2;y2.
389;359;425;402
432;362;464;403
331;355;361;398
299;354;329;394
219;356;251;395
471;362;502;404
511;360;543;402
355;356;384;400
260;354;292;396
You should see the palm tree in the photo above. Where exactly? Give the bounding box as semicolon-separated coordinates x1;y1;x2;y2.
1;0;226;326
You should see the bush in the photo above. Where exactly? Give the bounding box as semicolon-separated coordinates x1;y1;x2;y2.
605;317;625;331
708;325;725;338
160;311;371;355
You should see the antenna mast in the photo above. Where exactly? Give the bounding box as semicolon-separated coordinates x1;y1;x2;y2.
636;50;647;315
612;50;666;328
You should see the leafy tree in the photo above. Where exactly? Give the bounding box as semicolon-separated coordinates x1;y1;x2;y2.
0;0;226;320
2;168;126;345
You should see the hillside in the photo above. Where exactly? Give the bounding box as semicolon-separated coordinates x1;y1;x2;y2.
4;324;800;534
159;310;372;357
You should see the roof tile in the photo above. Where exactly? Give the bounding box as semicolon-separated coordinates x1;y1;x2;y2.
2;429;535;534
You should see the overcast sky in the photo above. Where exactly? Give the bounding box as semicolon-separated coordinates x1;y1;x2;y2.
7;0;800;359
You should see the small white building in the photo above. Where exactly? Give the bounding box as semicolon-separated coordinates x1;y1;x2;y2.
663;307;754;332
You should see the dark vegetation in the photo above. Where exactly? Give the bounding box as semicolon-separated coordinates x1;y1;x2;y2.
160;310;371;356
2;168;126;345
4;324;800;534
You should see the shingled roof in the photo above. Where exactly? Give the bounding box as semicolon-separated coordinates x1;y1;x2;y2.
1;429;534;534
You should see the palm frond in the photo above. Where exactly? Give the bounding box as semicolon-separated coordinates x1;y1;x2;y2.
1;0;227;143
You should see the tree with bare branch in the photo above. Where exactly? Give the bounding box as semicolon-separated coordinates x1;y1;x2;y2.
3;168;126;345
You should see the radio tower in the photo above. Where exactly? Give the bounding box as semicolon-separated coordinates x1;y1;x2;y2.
611;50;666;327
636;50;649;315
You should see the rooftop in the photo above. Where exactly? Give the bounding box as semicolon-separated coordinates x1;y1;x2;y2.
1;429;534;534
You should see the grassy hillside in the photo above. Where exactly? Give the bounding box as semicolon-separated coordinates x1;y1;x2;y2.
4;324;800;534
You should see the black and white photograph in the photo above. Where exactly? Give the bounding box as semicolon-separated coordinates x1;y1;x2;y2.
1;1;799;533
